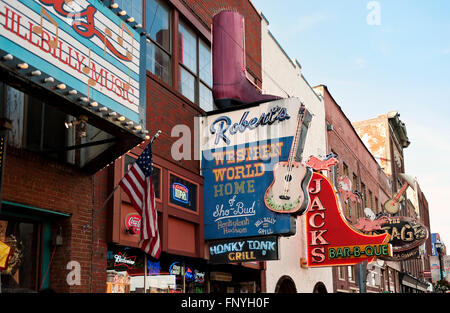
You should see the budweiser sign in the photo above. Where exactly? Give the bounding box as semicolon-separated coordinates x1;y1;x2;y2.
125;213;141;235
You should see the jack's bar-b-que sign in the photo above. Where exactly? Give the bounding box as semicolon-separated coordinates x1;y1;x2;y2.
0;0;145;125
304;172;392;267
208;236;278;264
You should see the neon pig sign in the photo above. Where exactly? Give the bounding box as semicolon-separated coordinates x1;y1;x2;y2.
303;173;392;267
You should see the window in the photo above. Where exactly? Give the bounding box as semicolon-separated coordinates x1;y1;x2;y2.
0;218;41;292
178;20;214;111
370;272;377;286
368;190;373;210
347;266;354;282
338;266;345;280
361;183;366;208
114;0;143;25
330;151;338;186
1;83;114;168
146;0;172;84
352;174;358;191
375;197;379;214
342;162;349;177
352;174;359;218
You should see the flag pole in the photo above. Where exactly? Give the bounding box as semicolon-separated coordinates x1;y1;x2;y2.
93;130;162;215
142;130;160;294
144;253;147;293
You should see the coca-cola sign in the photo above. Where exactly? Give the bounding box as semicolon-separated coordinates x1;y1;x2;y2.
125;213;141;235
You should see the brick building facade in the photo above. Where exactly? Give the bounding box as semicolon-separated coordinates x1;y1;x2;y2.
313;85;395;293
0;0;269;293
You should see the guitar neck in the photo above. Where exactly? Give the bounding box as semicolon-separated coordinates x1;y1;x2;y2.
287;104;308;168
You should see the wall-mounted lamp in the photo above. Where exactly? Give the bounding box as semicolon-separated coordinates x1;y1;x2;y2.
133;23;143;29
65;115;88;138
90;101;98;107
65;115;88;129
68;89;77;95
141;129;150;140
2;54;13;61
110;3;119;9
31;70;41;76
118;10;126;16
56;83;66;90
117;115;126;122
17;63;29;69
126;17;135;23
79;96;89;103
44;77;54;83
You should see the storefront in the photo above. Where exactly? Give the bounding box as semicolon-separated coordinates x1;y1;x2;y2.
106;244;207;293
107;143;265;293
399;272;429;293
0;0;147;292
0;201;70;292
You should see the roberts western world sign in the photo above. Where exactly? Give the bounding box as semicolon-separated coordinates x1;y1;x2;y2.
0;0;145;124
200;98;313;240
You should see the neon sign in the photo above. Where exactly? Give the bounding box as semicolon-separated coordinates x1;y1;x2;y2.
304;173;392;267
209;106;290;145
172;183;189;204
113;252;136;269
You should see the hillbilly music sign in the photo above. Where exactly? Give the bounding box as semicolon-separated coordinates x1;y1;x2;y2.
200;98;312;240
303;172;392;267
0;0;145;125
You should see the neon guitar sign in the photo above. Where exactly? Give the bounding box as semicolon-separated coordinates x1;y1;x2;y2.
264;103;312;214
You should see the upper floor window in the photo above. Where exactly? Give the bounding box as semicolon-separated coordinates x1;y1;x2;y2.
347;266;355;282
342;162;349;177
361;183;367;208
146;0;172;85
178;20;214;111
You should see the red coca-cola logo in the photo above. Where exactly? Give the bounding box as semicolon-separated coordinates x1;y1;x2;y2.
125;213;141;235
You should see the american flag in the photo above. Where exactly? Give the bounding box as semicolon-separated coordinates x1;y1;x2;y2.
119;144;161;259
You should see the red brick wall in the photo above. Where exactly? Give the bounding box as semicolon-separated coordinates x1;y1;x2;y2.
322;87;391;219
146;77;203;174
148;0;263;173
320;86;393;293
2;148;90;292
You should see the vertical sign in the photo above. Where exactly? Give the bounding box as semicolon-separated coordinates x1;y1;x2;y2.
304;172;392;267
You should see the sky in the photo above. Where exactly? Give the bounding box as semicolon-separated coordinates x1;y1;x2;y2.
251;0;450;246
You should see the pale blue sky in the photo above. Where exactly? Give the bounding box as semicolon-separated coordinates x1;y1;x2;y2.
252;0;450;245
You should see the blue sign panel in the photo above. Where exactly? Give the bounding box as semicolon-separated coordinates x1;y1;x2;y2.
0;0;146;126
202;136;296;240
